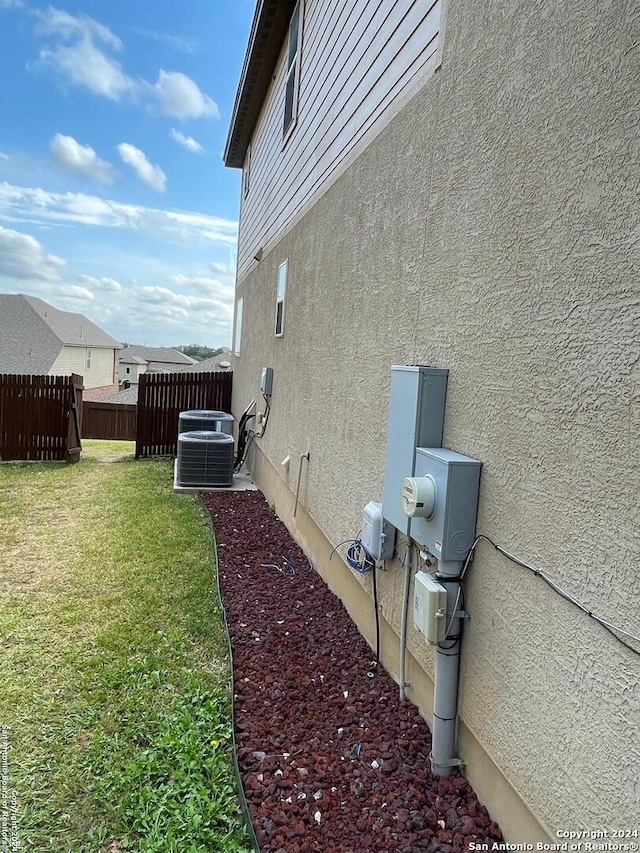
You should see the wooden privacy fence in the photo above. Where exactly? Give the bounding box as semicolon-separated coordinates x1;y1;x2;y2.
136;371;233;458
82;401;137;441
0;374;83;463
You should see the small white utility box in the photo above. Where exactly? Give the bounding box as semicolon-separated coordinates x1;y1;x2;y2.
361;501;394;561
414;570;448;644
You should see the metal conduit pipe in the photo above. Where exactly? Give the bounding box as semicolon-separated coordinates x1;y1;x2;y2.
431;559;464;777
398;542;414;702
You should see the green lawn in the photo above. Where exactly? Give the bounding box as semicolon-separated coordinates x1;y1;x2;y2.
0;440;251;852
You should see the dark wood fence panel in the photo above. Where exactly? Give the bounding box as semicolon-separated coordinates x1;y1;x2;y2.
0;374;83;463
82;402;137;441
135;371;233;458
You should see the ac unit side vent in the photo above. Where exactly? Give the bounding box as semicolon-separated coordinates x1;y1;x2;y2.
178;409;234;435
176;430;234;487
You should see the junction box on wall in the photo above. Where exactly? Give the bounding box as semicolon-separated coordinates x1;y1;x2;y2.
413;571;448;644
361;501;394;561
260;366;273;396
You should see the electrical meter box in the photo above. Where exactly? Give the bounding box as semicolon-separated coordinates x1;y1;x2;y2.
361;501;395;561
260;366;273;396
409;448;481;561
382;366;448;534
413;570;448;644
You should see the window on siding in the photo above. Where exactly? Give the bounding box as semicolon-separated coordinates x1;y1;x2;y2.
242;144;251;198
125;366;130;374
86;348;92;369
233;298;244;356
275;261;287;337
283;1;302;139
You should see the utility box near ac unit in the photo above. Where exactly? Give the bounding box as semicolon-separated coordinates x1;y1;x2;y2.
361;501;395;561
260;367;273;396
382;366;448;535
408;448;481;561
414;570;448;644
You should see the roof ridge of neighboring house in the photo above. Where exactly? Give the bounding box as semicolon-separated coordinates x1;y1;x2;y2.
23;294;122;349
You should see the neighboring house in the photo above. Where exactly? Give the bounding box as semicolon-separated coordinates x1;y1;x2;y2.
118;353;148;386
180;348;234;373
118;346;198;385
0;293;121;400
115;348;229;403
224;0;638;843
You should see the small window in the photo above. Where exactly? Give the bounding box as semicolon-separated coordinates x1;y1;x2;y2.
242;144;251;198
125;366;130;374
283;1;302;139
233;298;244;356
275;261;287;337
85;348;92;369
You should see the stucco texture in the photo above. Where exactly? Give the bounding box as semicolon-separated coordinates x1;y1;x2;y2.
231;0;639;837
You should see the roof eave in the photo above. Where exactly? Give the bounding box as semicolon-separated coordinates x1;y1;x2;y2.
224;0;297;169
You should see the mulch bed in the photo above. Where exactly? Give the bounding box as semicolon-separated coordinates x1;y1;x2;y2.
203;490;503;853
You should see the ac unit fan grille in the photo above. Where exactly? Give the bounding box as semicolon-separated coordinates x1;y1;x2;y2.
176;430;234;487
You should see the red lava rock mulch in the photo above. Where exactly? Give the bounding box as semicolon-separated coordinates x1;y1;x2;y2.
204;490;503;853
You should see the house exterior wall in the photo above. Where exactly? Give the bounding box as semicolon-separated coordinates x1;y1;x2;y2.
50;346;117;391
230;0;639;841
118;362;147;385
237;0;442;280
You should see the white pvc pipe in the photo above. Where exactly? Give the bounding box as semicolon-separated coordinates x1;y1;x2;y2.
431;559;464;777
398;543;413;702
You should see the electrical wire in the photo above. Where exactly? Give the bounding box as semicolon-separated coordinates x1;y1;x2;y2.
461;535;640;655
329;535;380;675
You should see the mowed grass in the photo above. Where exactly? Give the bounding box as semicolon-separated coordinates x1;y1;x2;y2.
0;440;251;852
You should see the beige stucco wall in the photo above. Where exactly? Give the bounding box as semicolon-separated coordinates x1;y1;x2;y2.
50;346;117;390
231;0;639;840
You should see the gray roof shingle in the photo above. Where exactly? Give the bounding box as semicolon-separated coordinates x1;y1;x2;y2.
0;293;120;375
120;346;197;365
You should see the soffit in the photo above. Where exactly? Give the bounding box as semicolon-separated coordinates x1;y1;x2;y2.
224;0;297;169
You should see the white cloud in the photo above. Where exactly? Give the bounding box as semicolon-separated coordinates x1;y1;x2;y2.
132;285;233;318
151;71;218;119
0;224;65;282
171;128;203;153
34;9;218;119
167;273;231;299
36;8;134;101
77;274;122;292
128;28;198;54
50;133;115;184
0;0;24;7
58;284;93;300
0;153;9;161
117;144;166;192
0;182;238;246
209;260;235;276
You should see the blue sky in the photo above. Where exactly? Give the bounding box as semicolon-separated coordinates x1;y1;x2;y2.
0;0;254;347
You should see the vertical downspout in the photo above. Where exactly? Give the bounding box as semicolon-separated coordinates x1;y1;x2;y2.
431;558;464;777
398;542;414;702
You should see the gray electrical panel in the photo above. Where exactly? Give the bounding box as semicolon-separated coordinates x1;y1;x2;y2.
382;366;448;534
410;448;481;562
260;366;273;396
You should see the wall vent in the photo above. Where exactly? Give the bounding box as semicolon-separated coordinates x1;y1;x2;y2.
176;431;234;487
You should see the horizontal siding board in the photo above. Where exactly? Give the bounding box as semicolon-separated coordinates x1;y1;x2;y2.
237;0;442;278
